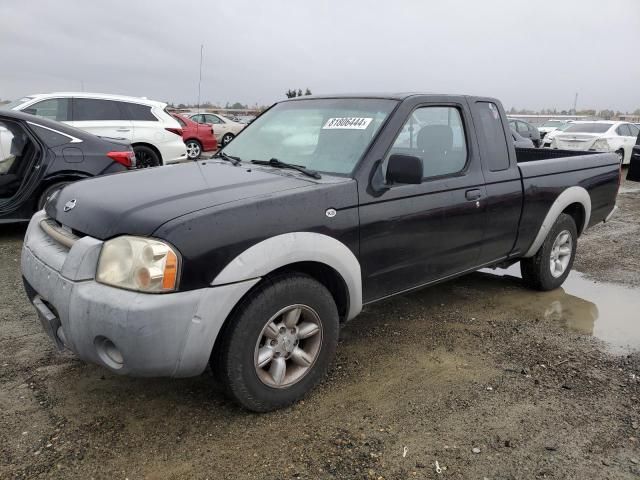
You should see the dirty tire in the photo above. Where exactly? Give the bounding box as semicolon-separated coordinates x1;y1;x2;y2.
213;274;339;412
520;213;577;291
37;181;70;210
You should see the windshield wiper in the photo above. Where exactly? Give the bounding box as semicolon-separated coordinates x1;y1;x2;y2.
250;158;321;179
213;151;241;166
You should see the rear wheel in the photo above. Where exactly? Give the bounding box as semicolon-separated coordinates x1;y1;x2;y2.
213;274;339;412
185;140;202;160
221;133;234;146
37;181;70;210
520;213;577;291
133;145;161;168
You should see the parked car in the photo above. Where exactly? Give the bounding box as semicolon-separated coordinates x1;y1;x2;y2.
188;112;245;146
171;113;217;159
538;119;573;138
541;121;575;148
511;128;535;148
508;118;541;147
0;110;133;223
627;132;640;182
4;93;187;167
21;93;619;412
551;121;640;164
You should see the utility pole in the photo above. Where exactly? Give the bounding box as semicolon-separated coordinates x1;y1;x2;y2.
197;44;203;113
572;92;578;115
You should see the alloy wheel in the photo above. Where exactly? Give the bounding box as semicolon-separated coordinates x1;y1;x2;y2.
186;141;201;159
254;304;323;388
549;229;572;278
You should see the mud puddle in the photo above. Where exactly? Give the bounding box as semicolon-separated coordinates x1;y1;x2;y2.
480;264;640;354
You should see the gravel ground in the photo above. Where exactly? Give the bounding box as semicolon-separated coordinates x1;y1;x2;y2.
1;175;639;479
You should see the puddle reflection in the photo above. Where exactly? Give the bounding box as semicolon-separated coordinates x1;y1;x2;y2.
482;265;640;355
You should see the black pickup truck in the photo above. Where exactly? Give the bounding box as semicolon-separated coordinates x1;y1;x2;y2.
21;94;620;411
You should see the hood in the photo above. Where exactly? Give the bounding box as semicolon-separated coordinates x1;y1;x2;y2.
46;161;313;239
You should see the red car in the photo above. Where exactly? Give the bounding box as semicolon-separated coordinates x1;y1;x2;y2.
171;113;218;159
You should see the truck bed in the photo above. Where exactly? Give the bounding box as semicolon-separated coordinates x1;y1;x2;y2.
511;148;619;257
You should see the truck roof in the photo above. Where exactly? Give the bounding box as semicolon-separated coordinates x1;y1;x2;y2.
283;92;476;101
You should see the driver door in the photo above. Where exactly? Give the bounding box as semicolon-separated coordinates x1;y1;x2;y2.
357;98;488;302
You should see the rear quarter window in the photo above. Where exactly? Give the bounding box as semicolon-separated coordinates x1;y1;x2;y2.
475;102;510;171
30;125;72;147
121;102;157;121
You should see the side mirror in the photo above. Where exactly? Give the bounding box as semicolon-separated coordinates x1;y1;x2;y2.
386;154;423;185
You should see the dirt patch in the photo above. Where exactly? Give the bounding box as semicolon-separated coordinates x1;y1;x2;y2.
1;177;639;479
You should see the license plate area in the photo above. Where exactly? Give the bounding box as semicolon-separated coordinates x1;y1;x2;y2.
32;296;64;351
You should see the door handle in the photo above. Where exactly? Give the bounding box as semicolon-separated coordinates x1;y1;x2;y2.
465;189;482;201
116;128;130;132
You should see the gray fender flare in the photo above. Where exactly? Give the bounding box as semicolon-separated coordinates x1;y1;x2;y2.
212;232;363;320
523;186;591;258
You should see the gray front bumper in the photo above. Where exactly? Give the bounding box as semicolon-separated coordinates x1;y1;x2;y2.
21;212;258;378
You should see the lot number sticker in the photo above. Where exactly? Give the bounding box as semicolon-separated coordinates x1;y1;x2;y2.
323;117;373;130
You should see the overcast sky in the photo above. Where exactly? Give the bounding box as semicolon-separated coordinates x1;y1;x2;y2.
1;0;638;111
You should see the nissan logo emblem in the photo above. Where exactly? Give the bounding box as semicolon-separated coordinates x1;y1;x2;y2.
64;199;77;212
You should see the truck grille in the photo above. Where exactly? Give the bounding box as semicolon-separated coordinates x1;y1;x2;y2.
39;217;81;248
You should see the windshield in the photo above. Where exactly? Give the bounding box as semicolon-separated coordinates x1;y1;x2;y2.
564;123;611;134
0;96;34;110
220;98;397;175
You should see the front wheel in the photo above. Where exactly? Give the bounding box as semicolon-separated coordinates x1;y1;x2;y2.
520;213;577;291
213;274;339;412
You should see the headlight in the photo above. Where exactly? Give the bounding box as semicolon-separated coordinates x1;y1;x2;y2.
96;236;179;292
591;139;611;151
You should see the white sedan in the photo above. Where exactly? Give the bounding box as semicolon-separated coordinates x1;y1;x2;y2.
551;121;640;164
540;121;575;148
538;119;572;138
189;113;245;146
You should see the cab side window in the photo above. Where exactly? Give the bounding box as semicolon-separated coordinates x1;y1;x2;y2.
22;98;71;122
386;106;468;179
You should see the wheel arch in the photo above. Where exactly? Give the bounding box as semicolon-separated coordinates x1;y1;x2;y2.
36;172;90;197
211;232;362;321
523;186;591;258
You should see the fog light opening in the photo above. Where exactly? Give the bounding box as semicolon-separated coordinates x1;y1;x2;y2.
95;336;124;370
